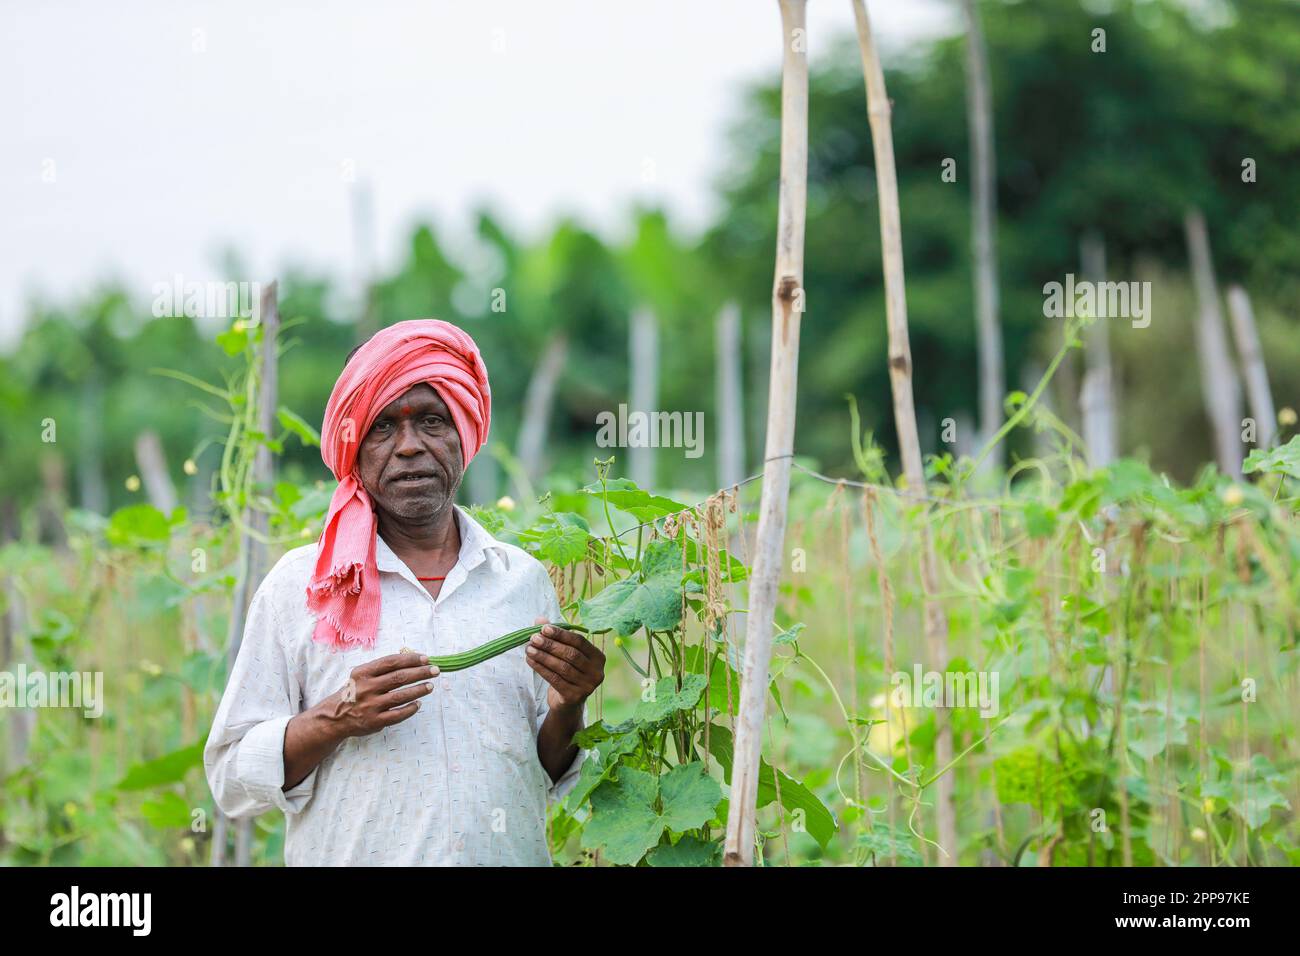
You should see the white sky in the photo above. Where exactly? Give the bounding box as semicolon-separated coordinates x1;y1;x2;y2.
1;0;954;344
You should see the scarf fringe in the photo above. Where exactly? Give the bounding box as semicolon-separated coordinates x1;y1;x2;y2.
307;560;365;598
310;606;377;652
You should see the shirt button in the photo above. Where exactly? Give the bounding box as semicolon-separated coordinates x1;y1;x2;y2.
454;838;465;852
452;763;462;773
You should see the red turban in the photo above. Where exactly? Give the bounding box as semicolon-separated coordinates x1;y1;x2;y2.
307;319;491;651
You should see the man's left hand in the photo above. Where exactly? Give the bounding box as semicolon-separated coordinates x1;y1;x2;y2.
526;618;605;712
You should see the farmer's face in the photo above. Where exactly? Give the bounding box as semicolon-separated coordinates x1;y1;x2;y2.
356;383;464;525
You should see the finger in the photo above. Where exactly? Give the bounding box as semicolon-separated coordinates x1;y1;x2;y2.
355;653;431;677
526;644;588;684
371;663;440;694
530;630;588;666
377;700;422;727
536;623;593;657
375;681;435;711
525;654;582;695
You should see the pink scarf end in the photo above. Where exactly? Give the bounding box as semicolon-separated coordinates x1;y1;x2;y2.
310;611;375;652
306;559;380;651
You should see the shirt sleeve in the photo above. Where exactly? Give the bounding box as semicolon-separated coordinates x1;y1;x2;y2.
533;569;588;803
204;581;317;819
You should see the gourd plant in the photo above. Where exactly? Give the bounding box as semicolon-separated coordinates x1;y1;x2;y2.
474;458;837;866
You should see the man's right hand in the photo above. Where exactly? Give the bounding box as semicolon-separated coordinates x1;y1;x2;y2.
282;653;437;791
323;652;439;737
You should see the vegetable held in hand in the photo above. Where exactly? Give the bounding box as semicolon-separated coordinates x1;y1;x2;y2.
402;621;587;673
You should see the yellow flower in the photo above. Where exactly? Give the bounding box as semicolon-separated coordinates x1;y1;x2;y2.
63;802;78;818
232;319;246;333
496;495;516;512
1190;827;1207;843
125;475;141;492
1222;485;1244;507
1202;797;1216;815
183;458;198;476
139;659;163;677
1279;407;1297;427
180;837;196;854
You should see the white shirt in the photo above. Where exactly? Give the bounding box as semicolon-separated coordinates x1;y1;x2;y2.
203;505;583;866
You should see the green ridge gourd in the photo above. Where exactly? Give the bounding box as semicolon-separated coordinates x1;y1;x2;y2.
406;622;588;673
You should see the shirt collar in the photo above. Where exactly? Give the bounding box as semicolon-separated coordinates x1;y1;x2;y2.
374;505;511;581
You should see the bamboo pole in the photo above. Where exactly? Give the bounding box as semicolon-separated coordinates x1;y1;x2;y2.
1225;285;1276;450
723;0;808;867
851;0;957;863
515;334;569;485
960;0;1003;461
1183;209;1243;478
629;306;659;488
133;430;179;515
77;369;109;514
37;452;69;550
0;500;32;775
716;302;747;491
211;281;280;867
1079;233;1117;467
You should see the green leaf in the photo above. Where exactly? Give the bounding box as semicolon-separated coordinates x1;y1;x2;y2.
565;732;640;813
658;762;723;832
1243;434;1300;479
465;505;506;536
581;763;722;866
857;821;923;865
106;504;171;547
581;768;666;865
536;523;590;566
215;326;249;356
646;833;722;867
702;724;837;848
582;478;690;523
277;407;321;448
139;791;194;829
578;540;686;636
683;645;741;714
1127;712;1188;761
633;673;708;726
115;738;207;791
773;622;806;646
1023;502;1058;539
1232;783;1291;830
179;651;226;694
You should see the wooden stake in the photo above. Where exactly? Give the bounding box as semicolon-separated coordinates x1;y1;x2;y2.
1225;285;1276;450
133;430;179;515
211;282;280;867
629;306;659;488
723;0;808;867
851;0;956;863
716;302;747;490
1079;232;1117;466
960;0;1004;461
1183;209;1243;478
515;334;569;485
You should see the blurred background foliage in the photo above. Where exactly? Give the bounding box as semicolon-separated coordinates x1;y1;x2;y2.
0;0;1296;519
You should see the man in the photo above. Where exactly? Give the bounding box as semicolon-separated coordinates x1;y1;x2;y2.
204;319;605;866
